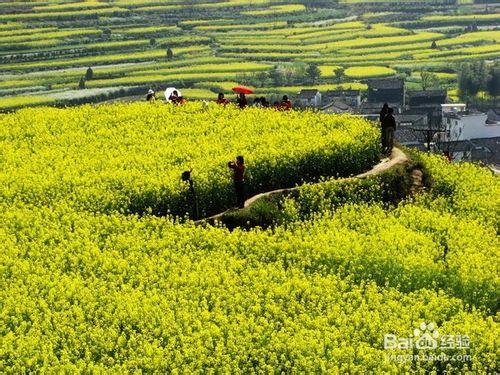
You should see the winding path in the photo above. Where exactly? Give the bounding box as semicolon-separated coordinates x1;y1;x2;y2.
198;147;408;225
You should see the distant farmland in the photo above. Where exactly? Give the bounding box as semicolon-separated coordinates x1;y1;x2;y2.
0;0;498;109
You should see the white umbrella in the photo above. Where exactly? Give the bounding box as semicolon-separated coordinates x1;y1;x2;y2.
164;87;181;102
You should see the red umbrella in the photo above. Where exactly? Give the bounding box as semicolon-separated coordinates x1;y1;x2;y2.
232;85;254;95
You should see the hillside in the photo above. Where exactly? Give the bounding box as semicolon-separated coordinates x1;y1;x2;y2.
0;0;499;109
0;103;498;372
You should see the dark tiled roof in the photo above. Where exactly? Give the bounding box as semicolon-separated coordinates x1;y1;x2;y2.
395;128;422;144
408;89;447;98
438;137;500;165
332;100;350;111
397;114;427;123
321;100;352;112
367;78;404;90
359;102;400;113
324;89;361;97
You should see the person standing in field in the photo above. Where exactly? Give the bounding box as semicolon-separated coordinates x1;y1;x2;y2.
379;103;389;154
228;156;246;208
169;90;180;104
281;95;292;111
236;93;248;109
260;96;270;108
381;107;396;155
379;103;389;123
216;93;229;105
146;89;156;102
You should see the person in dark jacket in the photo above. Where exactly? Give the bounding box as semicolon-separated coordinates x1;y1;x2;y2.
228;155;246;208
169;90;180;104
236;93;248;109
381;107;396;155
260;96;270;108
379;103;389;123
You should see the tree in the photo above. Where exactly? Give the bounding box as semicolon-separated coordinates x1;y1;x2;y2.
458;61;487;101
268;66;284;87
85;67;93;80
305;63;321;84
421;70;440;90
430;40;438;49
486;66;500;102
472;60;488;86
166;47;173;59
78;77;85;89
256;71;268;88
334;67;344;83
150;38;156;46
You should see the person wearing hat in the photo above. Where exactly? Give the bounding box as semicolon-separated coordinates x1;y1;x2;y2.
146;89;156;102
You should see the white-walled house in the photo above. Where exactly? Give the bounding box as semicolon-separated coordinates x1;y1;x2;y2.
297;89;322;108
438;105;500;165
441;108;499;142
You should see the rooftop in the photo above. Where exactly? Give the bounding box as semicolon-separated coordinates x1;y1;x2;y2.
395;128;423;144
298;89;320;99
324;89;361;96
438;137;500;166
359;102;401;114
408;89;447;98
331;100;350;111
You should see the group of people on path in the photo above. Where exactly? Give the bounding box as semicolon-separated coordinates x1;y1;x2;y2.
147;89;186;104
146;89;293;111
379;103;396;155
223;93;292;110
217;93;293;111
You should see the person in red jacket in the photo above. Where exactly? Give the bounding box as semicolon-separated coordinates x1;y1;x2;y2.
228;155;246;208
216;93;229;105
280;95;292;110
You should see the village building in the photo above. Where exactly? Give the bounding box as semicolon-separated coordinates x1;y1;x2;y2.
367;78;405;109
297;89;322;108
321;100;353;114
436;105;500;166
322;89;362;108
407;89;447;110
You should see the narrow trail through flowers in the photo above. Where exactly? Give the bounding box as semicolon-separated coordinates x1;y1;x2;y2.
198;147;409;225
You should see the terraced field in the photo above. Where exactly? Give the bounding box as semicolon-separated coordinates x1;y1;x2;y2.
0;1;498;109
